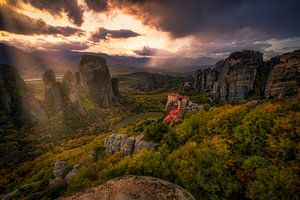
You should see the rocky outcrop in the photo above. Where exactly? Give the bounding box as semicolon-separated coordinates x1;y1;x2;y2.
61;176;196;200
0;64;47;126
194;50;300;102
194;68;218;98
43;70;64;113
265;50;300;98
179;102;202;118
111;78;120;97
134;135;158;154
65;164;80;184
62;71;84;113
53;160;66;179
105;134;157;155
79;55;117;107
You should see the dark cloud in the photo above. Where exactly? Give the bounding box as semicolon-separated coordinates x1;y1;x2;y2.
91;27;141;41
85;0;109;12
134;46;175;57
22;0;84;26
0;5;82;36
109;0;300;40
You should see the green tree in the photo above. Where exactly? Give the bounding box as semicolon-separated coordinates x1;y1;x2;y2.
234;109;273;156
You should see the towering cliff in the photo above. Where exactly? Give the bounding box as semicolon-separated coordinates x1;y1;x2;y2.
0;64;47;126
79;55;117;107
43;70;64;113
265;50;300;98
194;50;300;103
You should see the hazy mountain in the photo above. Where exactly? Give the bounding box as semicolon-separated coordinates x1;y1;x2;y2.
0;43;218;78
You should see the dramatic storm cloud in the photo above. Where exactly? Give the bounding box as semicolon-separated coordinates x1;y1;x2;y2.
1;0;300;58
91;27;141;41
85;0;109;12
22;0;84;26
110;0;300;40
0;5;82;36
16;0;300;40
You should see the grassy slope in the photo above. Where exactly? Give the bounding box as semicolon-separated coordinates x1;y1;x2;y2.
1;97;299;200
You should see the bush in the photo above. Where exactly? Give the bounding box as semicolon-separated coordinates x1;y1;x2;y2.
246;166;299;200
234;108;273;156
143;121;169;143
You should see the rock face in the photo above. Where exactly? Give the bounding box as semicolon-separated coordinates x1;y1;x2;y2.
194;51;263;103
43;70;64;113
62;71;84;113
179;102;202;118
105;134;157;156
65;164;81;184
0;64;47;126
265;50;300;98
194;50;300;102
79;55;117;107
61;176;196;200
53;160;66;179
134;135;158;154
111;78;120;97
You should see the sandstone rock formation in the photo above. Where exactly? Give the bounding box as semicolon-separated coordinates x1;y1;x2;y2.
43;70;64;113
194;50;300;103
0;64;47;126
105;134;157;156
265;50;300;98
79;55;117;107
61;176;196;200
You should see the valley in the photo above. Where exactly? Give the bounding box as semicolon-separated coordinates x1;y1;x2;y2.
0;49;299;200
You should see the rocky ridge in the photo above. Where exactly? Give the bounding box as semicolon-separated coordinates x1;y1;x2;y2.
79;55;117;107
42;55;119;113
105;134;158;156
194;50;300;103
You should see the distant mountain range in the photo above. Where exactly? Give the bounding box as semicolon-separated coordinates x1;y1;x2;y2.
0;43;218;78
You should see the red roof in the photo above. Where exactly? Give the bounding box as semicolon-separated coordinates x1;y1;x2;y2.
163;108;182;122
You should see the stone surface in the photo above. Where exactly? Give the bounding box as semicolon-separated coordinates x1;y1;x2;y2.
265;50;300;98
62;71;84;113
111;78;120;97
194;68;217;96
65;164;81;184
79;55;117;107
53;160;66;179
179;102;202;118
194;50;300;102
105;134;157;155
134;135;157;154
194;50;265;103
0;64;47;126
43;70;63;113
61;176;196;200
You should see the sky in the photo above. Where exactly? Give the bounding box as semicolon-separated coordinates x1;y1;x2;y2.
1;0;300;59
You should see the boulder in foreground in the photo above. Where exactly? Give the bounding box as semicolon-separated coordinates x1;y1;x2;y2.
61;176;195;200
